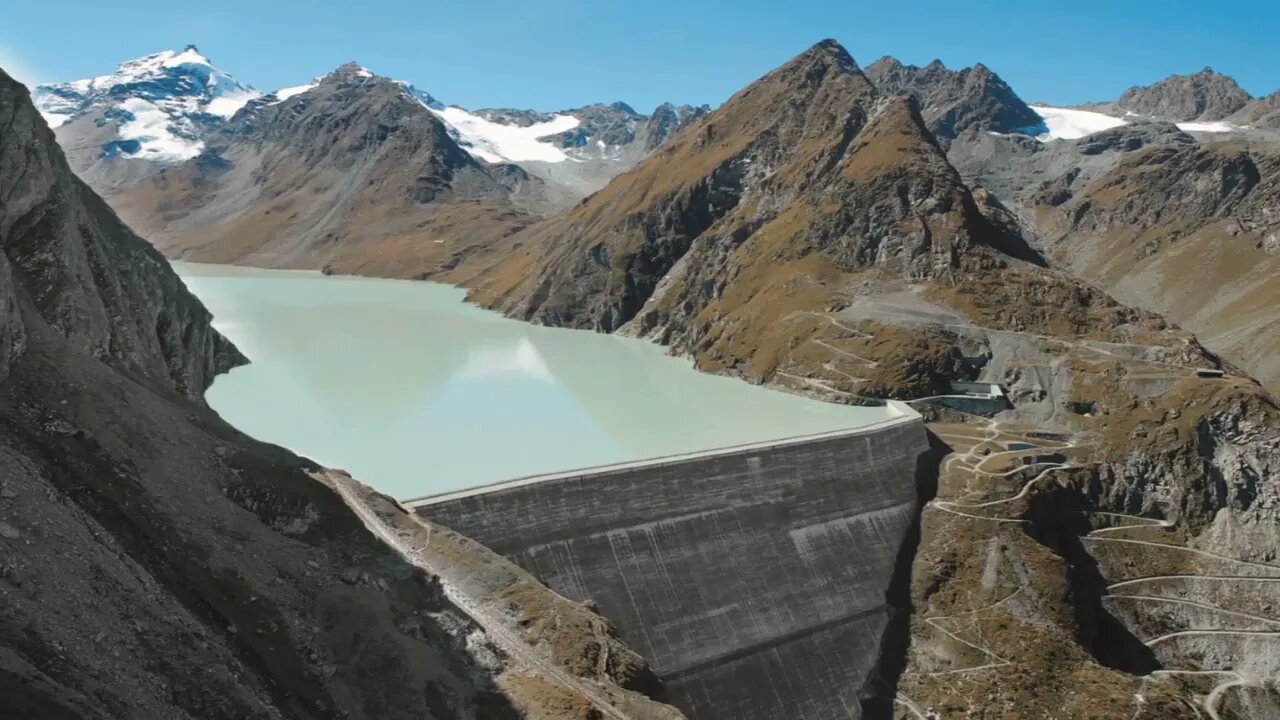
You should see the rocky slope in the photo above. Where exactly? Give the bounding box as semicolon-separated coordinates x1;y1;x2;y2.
1;65;681;720
948;118;1280;396
864;57;1043;140
1108;67;1253;122
437;41;1036;393
1230;89;1280;129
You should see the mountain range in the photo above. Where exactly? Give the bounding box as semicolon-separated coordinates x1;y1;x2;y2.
8;37;1280;720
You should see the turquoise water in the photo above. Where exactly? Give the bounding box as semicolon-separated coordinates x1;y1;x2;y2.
175;262;892;498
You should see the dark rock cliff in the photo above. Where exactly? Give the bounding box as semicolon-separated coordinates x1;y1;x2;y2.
1;70;241;397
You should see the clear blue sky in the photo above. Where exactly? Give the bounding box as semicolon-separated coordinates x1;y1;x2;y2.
2;1;1277;112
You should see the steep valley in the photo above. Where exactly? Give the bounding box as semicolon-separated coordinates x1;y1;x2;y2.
6;31;1280;720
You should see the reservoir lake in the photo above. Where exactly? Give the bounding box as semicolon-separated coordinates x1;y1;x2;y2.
175;262;892;498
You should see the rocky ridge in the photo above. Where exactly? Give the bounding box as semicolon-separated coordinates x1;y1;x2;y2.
1111;67;1254;122
1;65;681;720
864;56;1044;140
476;101;709;155
36;49;709;228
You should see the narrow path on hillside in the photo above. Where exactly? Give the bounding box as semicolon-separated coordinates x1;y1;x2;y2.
324;471;634;720
919;415;1277;719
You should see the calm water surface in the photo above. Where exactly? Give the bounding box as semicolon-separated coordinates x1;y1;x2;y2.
175;262;892;498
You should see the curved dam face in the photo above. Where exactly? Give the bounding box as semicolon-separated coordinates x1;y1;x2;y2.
409;402;930;720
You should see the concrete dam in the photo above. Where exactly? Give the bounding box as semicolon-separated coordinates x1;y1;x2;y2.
408;401;931;720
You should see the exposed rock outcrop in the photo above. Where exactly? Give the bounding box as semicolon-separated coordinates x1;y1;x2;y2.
1;67;241;397
864;56;1044;140
0;65;681;720
1111;67;1253;122
1229;89;1280;129
948;116;1280;397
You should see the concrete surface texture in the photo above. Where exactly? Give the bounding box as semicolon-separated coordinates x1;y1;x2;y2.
411;404;931;720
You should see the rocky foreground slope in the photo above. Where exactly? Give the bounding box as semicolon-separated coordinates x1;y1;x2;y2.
0;67;681;720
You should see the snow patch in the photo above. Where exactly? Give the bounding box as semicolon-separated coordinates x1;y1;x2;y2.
162;47;213;68
116;97;204;162
205;88;260;118
272;83;319;103
1176;120;1237;133
1029;105;1242;141
1028;106;1127;140
32;47;260;158
425;105;580;163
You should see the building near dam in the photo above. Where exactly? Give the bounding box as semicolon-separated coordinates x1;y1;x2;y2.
408;401;931;720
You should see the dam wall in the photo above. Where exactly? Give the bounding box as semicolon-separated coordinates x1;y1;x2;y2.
408;402;930;720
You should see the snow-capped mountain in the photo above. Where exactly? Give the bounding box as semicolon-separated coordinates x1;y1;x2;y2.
33;46;260;163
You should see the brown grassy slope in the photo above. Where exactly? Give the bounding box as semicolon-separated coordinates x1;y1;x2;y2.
445;39;882;331
629;94;992;383
1032;140;1280;394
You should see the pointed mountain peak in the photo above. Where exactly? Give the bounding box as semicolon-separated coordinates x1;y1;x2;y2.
330;62;377;79
31;47;261;156
785;38;859;73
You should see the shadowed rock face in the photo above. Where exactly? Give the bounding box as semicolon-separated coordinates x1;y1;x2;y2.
0;68;241;397
864;57;1044;140
1113;67;1253;121
0;66;682;720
